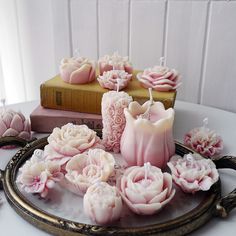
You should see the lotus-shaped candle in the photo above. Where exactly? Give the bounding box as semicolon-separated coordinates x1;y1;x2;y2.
59;57;96;84
117;163;175;215
98;52;133;75
167;153;219;194
184;118;223;158
44;123;104;166
97;70;132;91
0;109;31;141
64;149;115;196
84;182;123;224
120;101;175;168
137;65;181;92
17;150;64;198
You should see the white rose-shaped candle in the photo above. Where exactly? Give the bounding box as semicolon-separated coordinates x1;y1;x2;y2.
101;81;133;153
120;95;175;168
64;149;115;196
117;163;175;215
84;182;123;225
167;153;219;193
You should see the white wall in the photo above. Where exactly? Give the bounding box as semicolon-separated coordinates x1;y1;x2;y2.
0;0;236;113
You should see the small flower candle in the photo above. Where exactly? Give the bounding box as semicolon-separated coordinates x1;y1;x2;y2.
59;52;96;84
167;153;219;193
120;96;175;168
117;163;175;215
101;81;133;153
184;118;223;158
0;99;31;145
98;51;133;75
136;57;181;92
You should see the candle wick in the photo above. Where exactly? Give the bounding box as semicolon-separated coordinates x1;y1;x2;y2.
117;78;121;92
144;162;151;183
74;48;80;58
203;117;208;130
1;98;6;113
159;56;165;67
148;88;154;105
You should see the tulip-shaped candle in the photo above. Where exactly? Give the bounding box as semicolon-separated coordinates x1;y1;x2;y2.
120;89;175;168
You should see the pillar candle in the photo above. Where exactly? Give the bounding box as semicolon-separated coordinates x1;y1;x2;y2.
101;91;132;153
120;100;175;169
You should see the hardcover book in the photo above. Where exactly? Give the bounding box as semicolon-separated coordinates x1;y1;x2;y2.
40;71;176;114
30;105;102;133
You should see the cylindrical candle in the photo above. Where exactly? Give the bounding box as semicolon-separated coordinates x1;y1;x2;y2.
120;100;175;169
102;91;132;153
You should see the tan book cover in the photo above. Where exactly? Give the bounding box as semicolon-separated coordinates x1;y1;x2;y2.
40;71;177;114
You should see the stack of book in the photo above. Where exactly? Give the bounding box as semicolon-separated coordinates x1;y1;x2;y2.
30;71;176;133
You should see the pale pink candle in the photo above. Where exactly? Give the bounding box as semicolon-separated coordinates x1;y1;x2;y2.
98;52;133;75
101;90;132;153
0;99;31;144
120;100;175;169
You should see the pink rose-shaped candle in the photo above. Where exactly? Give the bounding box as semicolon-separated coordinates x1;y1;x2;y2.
44;123;104;166
60;57;95;84
17;149;64;198
137;65;181;92
117;163;175;215
167;153;219;194
84;182;123;225
98;52;133;75
184;118;223;158
120;101;175;168
64;149;115;196
0;109;31;141
97;70;132;90
102;91;133;153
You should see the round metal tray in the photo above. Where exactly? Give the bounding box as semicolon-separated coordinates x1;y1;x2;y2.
0;137;235;236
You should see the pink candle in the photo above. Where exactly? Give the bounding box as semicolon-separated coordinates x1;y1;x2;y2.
101;90;132;153
120;100;175;169
0;99;31;142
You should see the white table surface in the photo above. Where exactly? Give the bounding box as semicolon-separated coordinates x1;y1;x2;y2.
0;100;236;236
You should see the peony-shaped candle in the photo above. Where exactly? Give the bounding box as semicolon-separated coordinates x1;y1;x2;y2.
102;90;133;153
98;52;133;75
167;153;219;194
84;182;123;224
117;163;175;215
44;123;104;167
120;98;175;168
59;56;96;84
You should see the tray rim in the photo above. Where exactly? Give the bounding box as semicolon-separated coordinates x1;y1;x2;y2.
1;137;221;236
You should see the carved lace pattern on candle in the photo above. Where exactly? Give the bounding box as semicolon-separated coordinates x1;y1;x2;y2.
102;91;132;153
